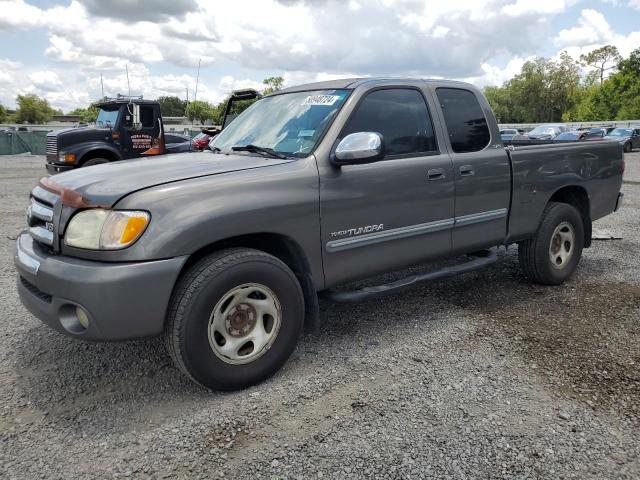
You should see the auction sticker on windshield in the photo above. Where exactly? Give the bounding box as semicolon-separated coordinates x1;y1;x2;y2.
301;95;341;106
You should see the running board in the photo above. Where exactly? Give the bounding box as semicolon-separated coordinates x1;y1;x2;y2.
324;249;498;303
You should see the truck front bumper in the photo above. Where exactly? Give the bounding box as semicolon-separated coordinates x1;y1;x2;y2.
14;232;187;341
46;162;74;174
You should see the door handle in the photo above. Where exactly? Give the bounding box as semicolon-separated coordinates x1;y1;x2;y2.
427;168;445;181
459;165;475;176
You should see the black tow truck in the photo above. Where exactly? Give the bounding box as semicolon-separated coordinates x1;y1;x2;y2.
45;89;260;174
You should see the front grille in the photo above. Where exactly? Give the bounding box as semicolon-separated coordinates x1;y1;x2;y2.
20;276;52;304
27;186;59;248
46;135;57;155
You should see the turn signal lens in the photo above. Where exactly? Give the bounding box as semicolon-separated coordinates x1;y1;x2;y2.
65;209;150;250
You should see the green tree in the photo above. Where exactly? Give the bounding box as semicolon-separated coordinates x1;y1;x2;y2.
580;45;621;85
262;76;284;95
0;103;6;123
185;100;215;123
69;105;99;123
15;94;55;124
157;96;187;116
484;53;581;123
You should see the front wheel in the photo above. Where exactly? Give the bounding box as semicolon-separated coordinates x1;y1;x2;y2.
624;142;632;153
82;157;109;167
164;248;304;390
518;202;584;285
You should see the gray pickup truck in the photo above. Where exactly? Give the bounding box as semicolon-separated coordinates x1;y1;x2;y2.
15;78;624;390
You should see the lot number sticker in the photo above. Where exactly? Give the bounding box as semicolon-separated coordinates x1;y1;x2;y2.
301;95;341;106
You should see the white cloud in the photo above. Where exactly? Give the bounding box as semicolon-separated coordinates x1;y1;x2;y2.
28;71;62;91
1;0;639;112
554;9;612;47
0;0;46;31
555;9;640;57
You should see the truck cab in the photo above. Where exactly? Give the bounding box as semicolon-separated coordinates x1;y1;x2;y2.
45;90;261;174
46;96;165;174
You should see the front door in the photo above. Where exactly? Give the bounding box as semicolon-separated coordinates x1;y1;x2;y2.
121;103;163;159
319;87;455;287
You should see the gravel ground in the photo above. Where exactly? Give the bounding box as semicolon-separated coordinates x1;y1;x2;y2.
1;154;639;479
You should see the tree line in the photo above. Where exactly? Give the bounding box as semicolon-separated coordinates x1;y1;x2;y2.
2;47;639;126
0;76;284;125
485;46;640;123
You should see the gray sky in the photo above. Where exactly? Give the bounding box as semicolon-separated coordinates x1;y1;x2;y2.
1;0;639;111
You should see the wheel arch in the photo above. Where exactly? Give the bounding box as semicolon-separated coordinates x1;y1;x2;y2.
548;185;592;248
176;232;319;331
79;148;120;166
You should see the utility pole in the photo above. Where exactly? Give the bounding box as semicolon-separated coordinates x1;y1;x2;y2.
194;58;201;103
100;73;104;98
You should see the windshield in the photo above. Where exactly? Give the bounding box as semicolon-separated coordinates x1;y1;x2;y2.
528;126;558;135
607;128;632;137
95;107;120;126
210;89;350;157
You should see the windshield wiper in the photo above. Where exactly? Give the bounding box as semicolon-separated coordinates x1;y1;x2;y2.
231;144;288;159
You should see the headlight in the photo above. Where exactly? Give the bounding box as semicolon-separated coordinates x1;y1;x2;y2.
58;152;76;163
65;209;150;250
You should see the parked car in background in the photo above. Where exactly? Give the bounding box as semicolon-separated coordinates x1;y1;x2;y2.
192;132;213;150
585;128;607;140
521;125;568;140
554;131;587;142
500;128;520;141
164;132;190;144
606;127;640;152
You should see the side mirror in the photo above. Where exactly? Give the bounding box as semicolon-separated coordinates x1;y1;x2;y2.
131;104;142;131
332;132;384;166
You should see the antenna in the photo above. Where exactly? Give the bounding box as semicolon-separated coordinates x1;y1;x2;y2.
100;73;104;98
193;58;201;103
126;64;131;97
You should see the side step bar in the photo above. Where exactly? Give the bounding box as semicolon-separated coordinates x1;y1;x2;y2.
324;249;498;303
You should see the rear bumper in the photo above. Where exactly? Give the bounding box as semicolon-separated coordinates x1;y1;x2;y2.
14;232;187;341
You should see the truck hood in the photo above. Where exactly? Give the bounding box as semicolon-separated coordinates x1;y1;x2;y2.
43;152;294;207
50;125;111;146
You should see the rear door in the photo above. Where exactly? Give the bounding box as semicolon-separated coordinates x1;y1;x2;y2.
318;86;454;286
433;87;511;253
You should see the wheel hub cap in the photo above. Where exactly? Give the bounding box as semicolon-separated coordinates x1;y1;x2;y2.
549;221;575;269
226;303;257;337
207;283;282;365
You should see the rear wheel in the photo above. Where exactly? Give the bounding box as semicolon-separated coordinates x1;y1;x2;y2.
164;248;304;390
82;157;109;167
518;202;584;285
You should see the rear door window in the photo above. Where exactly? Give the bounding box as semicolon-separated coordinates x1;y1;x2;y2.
436;88;491;153
342;88;437;156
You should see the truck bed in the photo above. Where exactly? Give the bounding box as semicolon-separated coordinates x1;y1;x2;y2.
505;140;624;242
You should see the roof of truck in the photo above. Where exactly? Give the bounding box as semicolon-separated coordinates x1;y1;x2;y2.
93;96;158;107
275;77;477;94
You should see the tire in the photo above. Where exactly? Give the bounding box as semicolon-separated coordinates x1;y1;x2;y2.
518;202;584;285
624;142;632;153
164;248;304;390
82;157;109;167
